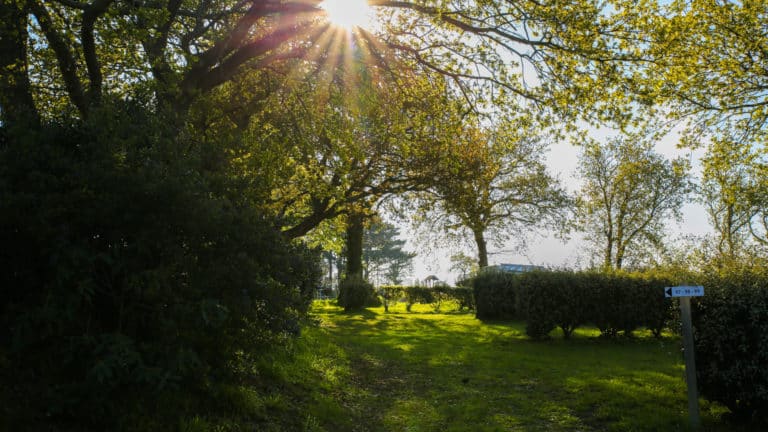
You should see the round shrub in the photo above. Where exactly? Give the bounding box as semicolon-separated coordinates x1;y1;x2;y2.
447;287;475;311
337;275;378;311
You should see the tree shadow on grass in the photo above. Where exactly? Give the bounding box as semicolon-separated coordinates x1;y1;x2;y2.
312;307;744;432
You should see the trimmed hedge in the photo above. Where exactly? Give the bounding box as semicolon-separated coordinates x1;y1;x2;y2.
471;264;768;423
378;286;474;312
473;270;675;339
693;266;768;423
472;270;519;320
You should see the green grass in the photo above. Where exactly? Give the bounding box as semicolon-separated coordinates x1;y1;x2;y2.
286;301;741;432
196;301;745;431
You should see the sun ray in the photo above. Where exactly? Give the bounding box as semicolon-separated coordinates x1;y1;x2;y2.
321;0;375;31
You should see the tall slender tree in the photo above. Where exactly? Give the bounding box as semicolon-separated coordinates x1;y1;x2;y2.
363;220;415;285
575;135;691;269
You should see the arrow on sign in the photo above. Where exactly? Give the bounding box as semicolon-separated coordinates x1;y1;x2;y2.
665;286;705;298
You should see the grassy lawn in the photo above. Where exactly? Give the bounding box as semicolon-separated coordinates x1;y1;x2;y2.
230;301;749;431
275;300;743;432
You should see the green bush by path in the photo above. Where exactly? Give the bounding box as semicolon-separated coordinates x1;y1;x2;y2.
338;275;379;311
0;112;321;431
693;265;768;424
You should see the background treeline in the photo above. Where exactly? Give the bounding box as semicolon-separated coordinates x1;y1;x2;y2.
470;266;768;422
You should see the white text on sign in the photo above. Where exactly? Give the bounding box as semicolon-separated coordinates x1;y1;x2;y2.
664;286;705;298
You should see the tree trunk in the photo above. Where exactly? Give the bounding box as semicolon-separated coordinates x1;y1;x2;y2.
345;211;365;279
0;0;39;129
473;229;489;268
603;228;613;270
615;245;624;270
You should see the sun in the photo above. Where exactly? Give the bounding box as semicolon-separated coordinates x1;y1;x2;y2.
320;0;375;31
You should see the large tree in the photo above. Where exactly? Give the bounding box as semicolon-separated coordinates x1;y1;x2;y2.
575;135;691;269
257;63;461;240
0;0;662;131
413;117;569;268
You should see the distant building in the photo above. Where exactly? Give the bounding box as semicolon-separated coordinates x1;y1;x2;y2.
488;263;545;273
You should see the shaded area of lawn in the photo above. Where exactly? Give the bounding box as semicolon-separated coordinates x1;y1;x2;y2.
300;301;738;432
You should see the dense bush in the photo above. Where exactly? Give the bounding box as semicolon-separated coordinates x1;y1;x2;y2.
473;270;674;339
404;286;436;311
0;112;320;430
337;275;379;311
517;271;591;339
472;270;519;320
693;265;768;423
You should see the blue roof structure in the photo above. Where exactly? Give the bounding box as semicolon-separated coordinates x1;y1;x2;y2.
490;263;544;273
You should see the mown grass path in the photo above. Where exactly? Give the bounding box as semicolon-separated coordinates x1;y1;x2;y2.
302;301;736;432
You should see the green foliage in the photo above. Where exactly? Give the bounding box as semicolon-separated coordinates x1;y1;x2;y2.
309;302;741;431
441;287;475;311
364;221;416;286
693;265;768;423
516;271;588;339
378;286;474;313
379;285;405;312
0;108;320;430
337;275;379;311
473;270;674;339
472;270;519;320
575;135;691;270
411;117;569;268
404;287;436;311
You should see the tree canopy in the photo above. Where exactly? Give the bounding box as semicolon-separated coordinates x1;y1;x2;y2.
639;0;768;146
411;116;569;268
575;135;691;269
1;0;674;130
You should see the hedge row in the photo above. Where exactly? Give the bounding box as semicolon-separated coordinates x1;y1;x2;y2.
378;286;474;312
693;265;768;423
472;270;675;339
472;265;768;423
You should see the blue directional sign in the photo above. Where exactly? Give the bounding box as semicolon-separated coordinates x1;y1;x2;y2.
664;285;704;298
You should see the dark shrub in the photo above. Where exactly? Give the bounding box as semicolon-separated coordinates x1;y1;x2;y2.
0;112;321;430
551;271;591;338
588;272;624;338
516;271;557;339
472;270;518;320
337;275;378;311
693;266;768;423
516;271;589;339
632;271;675;338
